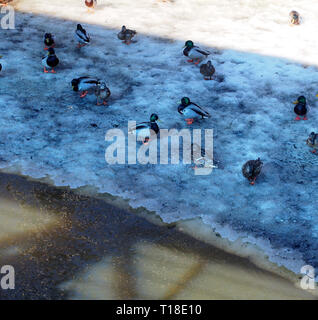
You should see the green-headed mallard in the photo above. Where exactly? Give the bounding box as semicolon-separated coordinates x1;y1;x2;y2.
183;40;210;65
128;114;160;144
289;10;300;25
293;95;307;120
306;132;318;154
72;76;100;98
242;158;263;185
200;60;215;80
44;33;55;51
75;24;90;48
42;48;59;73
117;26;136;45
178;97;210;125
95;81;111;105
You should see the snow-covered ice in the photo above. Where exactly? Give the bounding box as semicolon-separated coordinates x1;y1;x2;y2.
1;0;318;274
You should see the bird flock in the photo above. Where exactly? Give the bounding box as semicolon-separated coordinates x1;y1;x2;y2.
0;2;317;186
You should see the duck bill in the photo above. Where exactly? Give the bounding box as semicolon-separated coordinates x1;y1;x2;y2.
293;100;299;104
316;94;318;98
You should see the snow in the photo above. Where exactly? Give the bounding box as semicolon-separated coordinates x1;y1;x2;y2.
1;0;318;274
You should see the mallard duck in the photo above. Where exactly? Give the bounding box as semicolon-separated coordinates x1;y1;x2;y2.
178;97;210;125
95;81;111;105
200;60;215;80
117;26;136;45
128;114;160;144
183;40;210;65
75;24;90;48
42;48;59;73
306;132;318;154
85;0;97;12
0;0;12;7
293;95;307;120
44;33;55;50
242;158;263;185
72;77;100;98
289;11;300;25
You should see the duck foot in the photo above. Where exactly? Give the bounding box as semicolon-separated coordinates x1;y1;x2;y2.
77;43;87;48
204;77;212;80
303;117;308;120
194;59;201;65
44;47;48;50
185;118;194;125
50;69;56;73
295;116;301;120
80;91;88;98
311;150;317;154
43;68;49;73
103;101;108;105
187;59;194;63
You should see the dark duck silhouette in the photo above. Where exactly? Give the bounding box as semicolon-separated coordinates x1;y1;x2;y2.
289;10;300;25
117;26;137;45
178;97;210;125
293;96;307;120
42;48;59;73
306;132;318;154
128;114;160;144
44;33;55;50
75;24;90;48
183;40;210;65
242;158;263;185
200;60;215;80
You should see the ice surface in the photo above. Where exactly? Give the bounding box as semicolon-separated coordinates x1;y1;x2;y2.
1;0;318;273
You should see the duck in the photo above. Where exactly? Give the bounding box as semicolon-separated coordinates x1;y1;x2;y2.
75;24;90;48
44;33;55;50
85;0;97;12
42;48;59;73
242;158;263;185
289;10;300;25
178;97;210;125
293;95;307;120
200;60;215;80
306;132;318;154
128;114;160;144
117;26;136;45
183;40;210;65
95;81;111;105
72;76;100;98
0;0;12;7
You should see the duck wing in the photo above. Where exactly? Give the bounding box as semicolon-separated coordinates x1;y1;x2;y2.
194;46;211;56
190;103;211;118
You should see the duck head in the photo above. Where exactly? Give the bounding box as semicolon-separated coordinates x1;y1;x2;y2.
181;97;191;106
184;40;194;49
293;95;306;105
150;113;159;122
